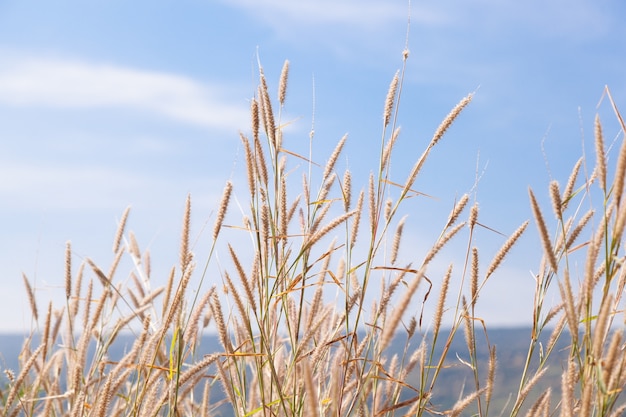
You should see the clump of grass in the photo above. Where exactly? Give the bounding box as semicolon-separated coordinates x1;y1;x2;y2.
2;56;626;417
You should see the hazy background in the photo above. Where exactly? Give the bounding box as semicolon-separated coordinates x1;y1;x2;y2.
0;0;625;332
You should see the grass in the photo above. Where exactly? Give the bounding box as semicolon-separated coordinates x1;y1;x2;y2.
2;53;626;417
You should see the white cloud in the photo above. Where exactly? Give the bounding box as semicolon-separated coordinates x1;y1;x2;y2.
0;158;233;215
221;0;453;35
236;0;612;41
0;161;147;210
223;0;413;27
0;56;249;130
218;0;441;66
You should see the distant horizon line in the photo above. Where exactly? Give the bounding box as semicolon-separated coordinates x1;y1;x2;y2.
0;325;550;336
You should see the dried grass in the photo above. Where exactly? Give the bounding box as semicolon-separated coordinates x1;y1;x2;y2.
4;60;626;417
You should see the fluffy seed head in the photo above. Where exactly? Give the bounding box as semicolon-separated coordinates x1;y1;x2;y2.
433;264;453;335
485;220;528;278
22;273;38;322
565;209;594;251
384;71;399;127
390;216;407;265
128;230;141;259
469;202;479;229
240;133;256;198
549;180;562;219
384;198;393;223
402;95;472;198
213;181;233;241
112;206;130;253
304;210;356;250
350;190;364;249
280;176;288;243
432;93;473;147
529;188;558;273
380;267;426;351
470;247;479;307
381;127;401;172
423;222;465;266
369;173;376;234
486;346;497;405
181;194;192;272
447;194;470;227
259;71;276;147
562;157;582;211
278;60;289;105
613;128;626;207
65;241;72;299
342;169;352;212
559;272;579;347
254;134;268;187
449;389;484;417
323;134;347;183
462;296;474;355
251;98;260;142
595;114;607;193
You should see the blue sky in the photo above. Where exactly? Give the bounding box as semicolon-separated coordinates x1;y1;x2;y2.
0;0;624;332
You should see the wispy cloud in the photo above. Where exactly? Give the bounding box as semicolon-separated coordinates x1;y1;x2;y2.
0;158;228;212
218;0;429;66
0;160;148;210
0;56;249;130
222;0;414;27
221;0;612;38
